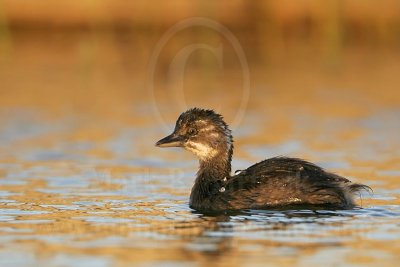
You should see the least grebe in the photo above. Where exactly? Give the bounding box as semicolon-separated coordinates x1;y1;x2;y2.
156;108;370;212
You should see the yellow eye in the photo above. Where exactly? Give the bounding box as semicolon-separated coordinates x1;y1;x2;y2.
188;128;197;135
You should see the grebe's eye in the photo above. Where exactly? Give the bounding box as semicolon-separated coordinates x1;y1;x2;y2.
188;128;197;136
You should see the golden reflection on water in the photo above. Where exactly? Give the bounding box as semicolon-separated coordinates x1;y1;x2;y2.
0;32;400;267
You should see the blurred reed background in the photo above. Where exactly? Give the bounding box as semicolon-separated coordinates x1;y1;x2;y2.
2;1;400;48
0;0;399;119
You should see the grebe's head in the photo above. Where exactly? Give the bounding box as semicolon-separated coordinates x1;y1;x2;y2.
156;108;233;161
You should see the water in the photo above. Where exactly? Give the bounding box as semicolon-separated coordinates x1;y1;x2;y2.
0;32;400;266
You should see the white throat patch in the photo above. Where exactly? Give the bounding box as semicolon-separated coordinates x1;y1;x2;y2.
185;141;218;160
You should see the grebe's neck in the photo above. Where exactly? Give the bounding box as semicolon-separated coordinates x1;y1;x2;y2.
198;155;231;180
189;145;233;208
197;132;233;180
188;129;234;209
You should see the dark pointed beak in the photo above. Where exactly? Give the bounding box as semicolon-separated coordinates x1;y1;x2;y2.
155;133;184;148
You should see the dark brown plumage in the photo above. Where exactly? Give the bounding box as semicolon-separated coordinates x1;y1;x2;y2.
156;108;371;212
